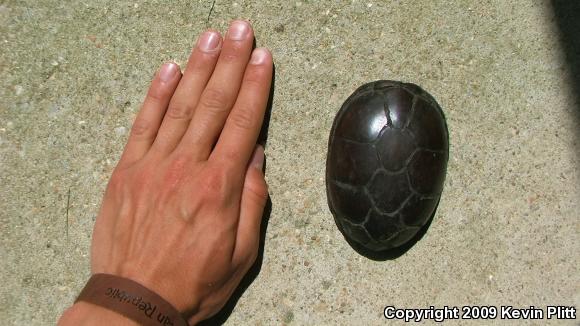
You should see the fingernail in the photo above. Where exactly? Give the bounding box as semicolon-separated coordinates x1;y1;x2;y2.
159;63;178;82
250;48;268;65
250;145;265;170
197;31;220;52
228;20;250;40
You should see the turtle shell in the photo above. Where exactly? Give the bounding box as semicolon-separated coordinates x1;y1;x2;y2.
326;80;449;253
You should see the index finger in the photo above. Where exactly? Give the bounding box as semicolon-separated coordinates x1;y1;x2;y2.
210;48;273;171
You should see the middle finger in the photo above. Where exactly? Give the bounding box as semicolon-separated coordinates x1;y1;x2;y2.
177;20;254;160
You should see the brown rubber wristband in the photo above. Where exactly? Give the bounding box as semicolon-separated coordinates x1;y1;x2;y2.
75;273;188;326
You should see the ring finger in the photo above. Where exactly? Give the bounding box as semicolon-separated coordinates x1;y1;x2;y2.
151;30;222;155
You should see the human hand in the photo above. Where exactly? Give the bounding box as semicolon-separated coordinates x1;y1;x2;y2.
59;20;272;325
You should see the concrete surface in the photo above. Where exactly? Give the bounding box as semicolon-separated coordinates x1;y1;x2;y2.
1;0;578;325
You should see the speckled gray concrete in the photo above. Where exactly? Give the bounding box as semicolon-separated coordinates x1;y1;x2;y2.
1;0;578;325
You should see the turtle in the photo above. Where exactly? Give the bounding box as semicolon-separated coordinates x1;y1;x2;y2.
326;80;449;253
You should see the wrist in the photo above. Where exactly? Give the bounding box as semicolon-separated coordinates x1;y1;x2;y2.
69;273;192;325
58;301;138;326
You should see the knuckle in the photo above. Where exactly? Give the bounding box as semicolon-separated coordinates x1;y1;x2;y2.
147;83;169;102
221;52;238;63
230;107;256;130
107;167;136;195
200;167;231;203
235;247;258;272
243;68;266;85
107;165;155;199
220;150;242;164
200;88;229;114
220;44;243;63
166;103;194;120
189;52;219;71
107;170;125;193
245;178;269;202
164;154;190;183
130;118;151;137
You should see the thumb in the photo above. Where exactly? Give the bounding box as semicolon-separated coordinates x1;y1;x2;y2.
232;145;268;268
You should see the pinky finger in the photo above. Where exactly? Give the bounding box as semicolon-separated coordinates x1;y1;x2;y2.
118;62;181;167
